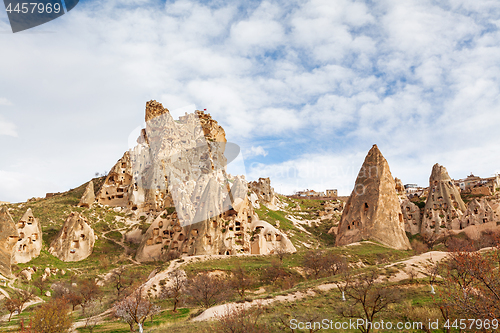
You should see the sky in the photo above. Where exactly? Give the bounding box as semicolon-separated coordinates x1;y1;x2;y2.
1;0;500;202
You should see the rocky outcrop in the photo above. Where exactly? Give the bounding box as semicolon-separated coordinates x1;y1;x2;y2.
136;177;296;261
77;180;95;208
49;212;95;262
395;177;405;195
459;199;497;229
336;145;411;250
249;178;278;209
420;164;466;239
96;101;229;225
401;200;421;235
12;208;42;264
0;207;19;277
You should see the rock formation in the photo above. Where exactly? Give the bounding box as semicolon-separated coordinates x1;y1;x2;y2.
96;101;230;226
394;177;405;195
249;177;278;209
401;200;421;235
12;208;42;264
136;177;296;261
49;212;95;262
336;145;411;250
459;199;497;229
77;180;95;208
0;207;19;277
420;164;466;238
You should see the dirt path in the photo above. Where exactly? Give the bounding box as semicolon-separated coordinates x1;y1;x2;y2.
101;226;141;265
191;250;450;322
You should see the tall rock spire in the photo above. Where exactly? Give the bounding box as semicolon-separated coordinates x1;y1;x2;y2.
420;163;466;238
336;145;411;250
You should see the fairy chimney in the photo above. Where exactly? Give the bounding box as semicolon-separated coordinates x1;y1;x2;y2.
49;212;95;262
459;199;497;229
12;208;42;264
77;180;95;208
401;199;421;235
0;207;19;277
420;164;466;238
336;145;411;250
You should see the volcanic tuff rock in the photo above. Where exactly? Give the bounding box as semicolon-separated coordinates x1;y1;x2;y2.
77;180;95;208
394;177;405;195
420;164;466;239
249;178;278;209
49;212;95;262
96;100;230;225
12;208;42;264
459;199;498;229
401;200;421;235
336;145;411;250
136;176;296;261
0;206;19;277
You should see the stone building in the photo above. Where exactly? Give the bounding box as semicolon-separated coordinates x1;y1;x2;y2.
336;145;411;250
12;208;42;264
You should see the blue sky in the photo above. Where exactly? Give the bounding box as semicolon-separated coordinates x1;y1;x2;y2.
1;0;500;202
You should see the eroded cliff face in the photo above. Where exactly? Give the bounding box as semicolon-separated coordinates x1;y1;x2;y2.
420;164;466;239
336;145;411;250
136;177;296;261
460;199;497;229
0;207;18;278
96;101;230;226
77;180;95;208
12;208;42;264
49;212;95;262
401;200;421;235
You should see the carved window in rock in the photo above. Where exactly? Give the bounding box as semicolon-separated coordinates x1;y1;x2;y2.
158;221;163;228
19;232;25;239
275;234;282;241
72;240;80;249
364;203;369;212
406;206;410;212
80;234;85;241
206;235;212;245
177;234;185;241
266;234;272;242
153;228;160;236
155;237;162;244
146;238;154;246
474;208;478;215
18;221;25;229
399;214;403;223
32;233;38;241
212;221;217;229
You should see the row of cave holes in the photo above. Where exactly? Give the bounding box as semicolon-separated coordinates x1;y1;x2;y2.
18;216;35;229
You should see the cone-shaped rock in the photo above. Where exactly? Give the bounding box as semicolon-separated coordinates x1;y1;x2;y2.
49;212;95;262
12;208;42;264
77;180;95;208
336;145;411;250
420;164;466;238
0;207;19;277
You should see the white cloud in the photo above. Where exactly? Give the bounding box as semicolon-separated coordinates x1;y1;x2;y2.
0;97;12;106
0;116;17;137
1;0;500;201
243;146;268;159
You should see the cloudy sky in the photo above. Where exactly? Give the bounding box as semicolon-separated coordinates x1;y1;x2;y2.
1;0;500;202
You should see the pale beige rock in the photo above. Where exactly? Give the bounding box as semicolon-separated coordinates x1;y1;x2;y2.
49;212;95;262
12;208;42;264
336;145;411;250
401;200;421;235
420;164;466;238
0;207;18;278
459;199;498;229
77;180;95;208
249;178;278;209
394;177;405;195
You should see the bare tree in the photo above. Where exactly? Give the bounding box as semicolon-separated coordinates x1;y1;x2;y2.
185;272;231;309
437;245;500;321
338;269;401;333
262;259;289;284
83;300;102;333
302;250;326;278
115;286;161;332
78;278;101;315
1;297;19;321
229;264;254;300
160;269;186;312
274;243;289;263
8;287;35;316
32;275;49;296
110;267;139;299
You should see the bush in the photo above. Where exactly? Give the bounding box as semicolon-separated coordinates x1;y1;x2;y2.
30;299;73;333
